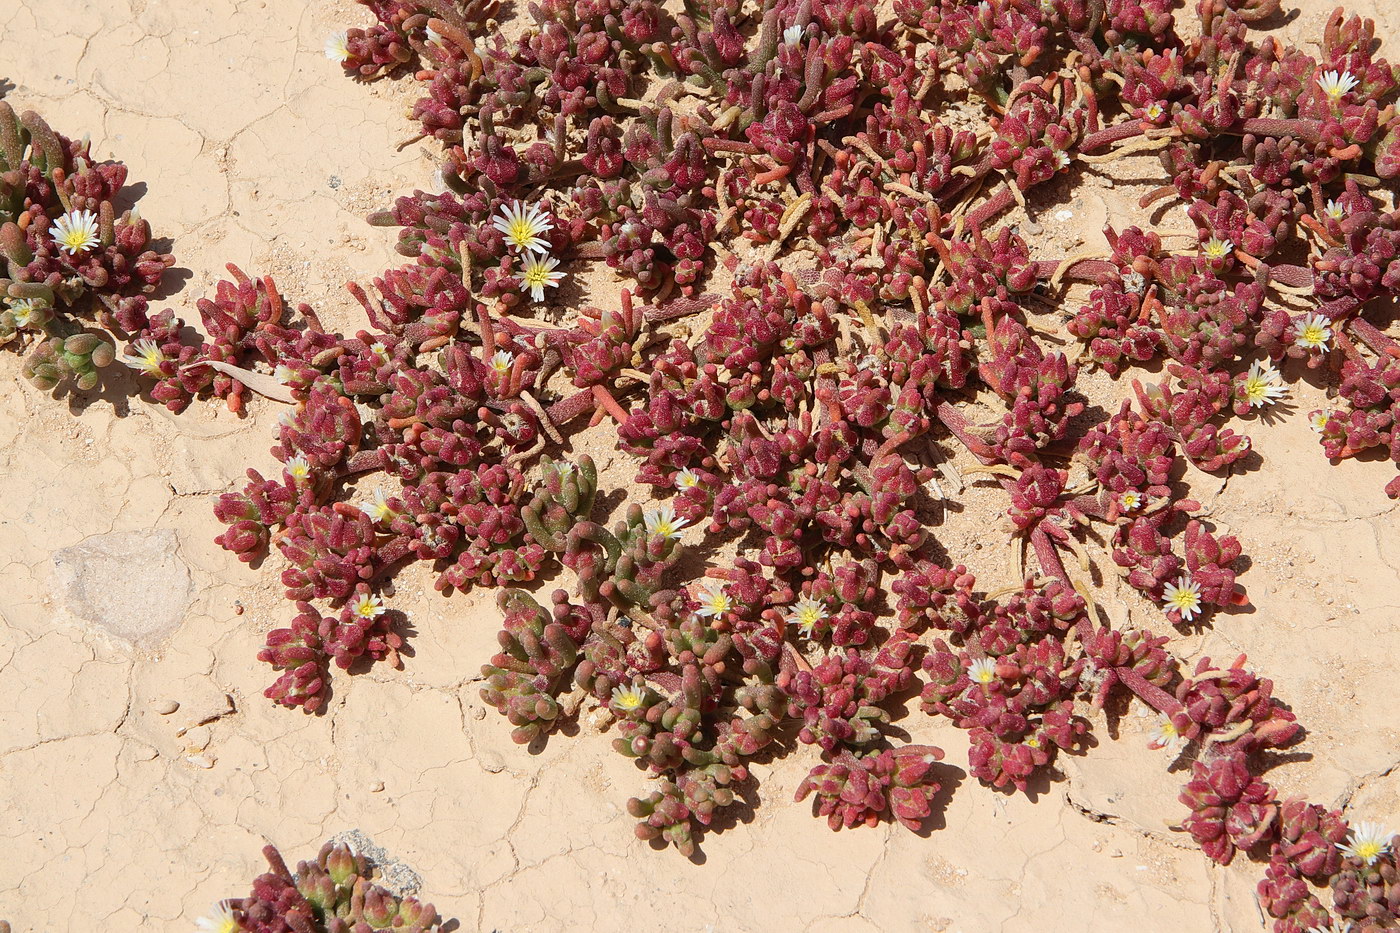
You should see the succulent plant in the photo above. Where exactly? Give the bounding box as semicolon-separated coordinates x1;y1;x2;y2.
192;839;441;933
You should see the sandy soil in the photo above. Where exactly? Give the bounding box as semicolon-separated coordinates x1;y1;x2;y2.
2;1;1400;930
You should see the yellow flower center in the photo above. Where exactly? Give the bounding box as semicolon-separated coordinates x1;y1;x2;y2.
1300;323;1327;346
508;218;537;249
523;264;553;289
1244;376;1270;404
1356;840;1383;862
1169;590;1199;612
62;228;94;251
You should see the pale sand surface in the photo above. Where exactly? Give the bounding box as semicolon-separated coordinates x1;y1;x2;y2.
2;1;1400;930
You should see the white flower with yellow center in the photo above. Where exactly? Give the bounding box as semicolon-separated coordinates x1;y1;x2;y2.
643;505;689;540
492;200;553;254
783;24;803;45
324;31;351;62
1122;270;1147;294
120;338;167;376
968;657;997;685
1203;236;1234;261
285;455;312;482
8;298;42;326
49;209;100;255
1144;102;1165;121
1119;489;1143;512
1309;409;1333;433
611;683;649;712
1147;715;1186;752
519;253;566;302
556;460;575;476
1055;149;1071;170
784;594;828;636
1243;359;1288;408
359;488;398;524
1339;821;1392;866
369;341;390;361
489;350;515;375
1294;313;1332;351
1323;199;1345;222
1317;68;1359;101
694;583;732;618
350;592;385;620
195;900;240;933
1162;575;1203;621
274;363;299;385
675;467;702;490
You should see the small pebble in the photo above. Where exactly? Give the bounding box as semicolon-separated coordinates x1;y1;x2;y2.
153;699;180;715
478;751;505;774
186;754;216;770
369;781;385;793
471;706;486;720
184;726;212;751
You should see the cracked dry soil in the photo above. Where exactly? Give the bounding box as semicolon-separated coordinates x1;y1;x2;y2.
2;0;1400;931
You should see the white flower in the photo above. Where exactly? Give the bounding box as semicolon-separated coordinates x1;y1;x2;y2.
1317;68;1359;101
1119;489;1143;512
1144;102;1165;121
1161;575;1203;621
284;455;312;482
783;24;803;45
424;24;443;46
1309;409;1333;433
369;341;390;360
194;900;240;933
49;209;100;255
643;505;689;540
359;488;397;523
492;200;553;254
555;460;575;476
1323;199;1345;221
1203;236;1234;261
675;467;702;490
694;583;732;618
489;350;515;375
1055;149;1071;169
274;363;299;385
1122;270;1147;294
967;657;997;685
350;592;385;620
1147;715;1186;752
611;683;649;712
1242;359;1288;408
324;31;351;62
120;338;167;376
7;298;43;326
784;594;828;636
1338;821;1393;866
1294;312;1332;351
518;252;566;302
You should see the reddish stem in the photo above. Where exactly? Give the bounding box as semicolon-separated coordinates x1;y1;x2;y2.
1114;666;1185;717
1078;120;1148;152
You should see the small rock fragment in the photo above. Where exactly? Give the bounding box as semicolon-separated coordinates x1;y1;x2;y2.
369;781;385;793
184;726;211;751
153;698;180;715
